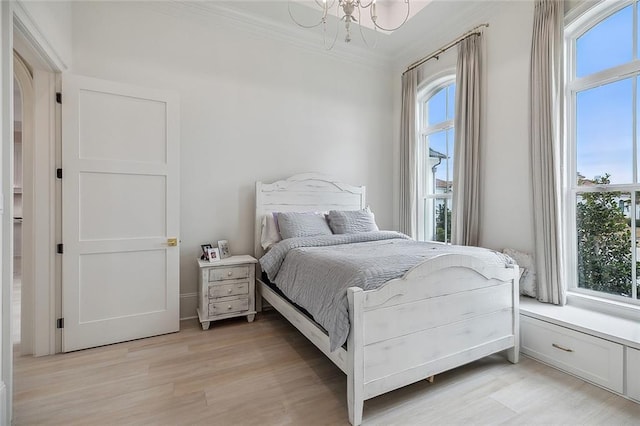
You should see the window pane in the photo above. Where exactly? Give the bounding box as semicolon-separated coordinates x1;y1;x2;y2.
576;5;633;77
427;88;446;126
428;130;449;194
633;192;640;299
576;78;633;185
433;198;451;243
577;191;632;297
447;84;456;120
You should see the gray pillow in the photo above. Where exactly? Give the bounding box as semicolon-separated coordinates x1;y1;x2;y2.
327;209;379;234
503;248;537;298
276;212;332;240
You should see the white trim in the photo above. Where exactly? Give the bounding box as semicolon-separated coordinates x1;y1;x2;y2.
13;50;35;356
565;0;631;37
567;291;640;321
11;1;67;72
1;2;15;423
564;0;640;302
0;381;5;426
31;69;56;356
416;73;456;243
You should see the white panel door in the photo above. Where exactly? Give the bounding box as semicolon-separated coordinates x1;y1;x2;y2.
62;74;180;352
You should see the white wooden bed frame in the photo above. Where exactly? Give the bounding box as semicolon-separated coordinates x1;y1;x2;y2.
254;173;519;425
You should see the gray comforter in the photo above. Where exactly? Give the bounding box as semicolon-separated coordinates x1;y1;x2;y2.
260;231;513;351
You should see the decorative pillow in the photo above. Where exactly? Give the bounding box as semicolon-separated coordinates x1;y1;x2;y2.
327;208;379;234
276;211;332;240
503;248;537;298
260;213;282;250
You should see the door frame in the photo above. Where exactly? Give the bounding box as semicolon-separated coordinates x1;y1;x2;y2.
1;1;66;423
13;50;35;356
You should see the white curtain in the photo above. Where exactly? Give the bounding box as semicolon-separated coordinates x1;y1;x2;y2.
451;34;482;246
530;0;565;305
399;68;418;238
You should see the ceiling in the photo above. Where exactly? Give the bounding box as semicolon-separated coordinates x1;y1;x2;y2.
173;0;501;68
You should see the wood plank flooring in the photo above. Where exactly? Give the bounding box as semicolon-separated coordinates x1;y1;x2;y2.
14;310;640;425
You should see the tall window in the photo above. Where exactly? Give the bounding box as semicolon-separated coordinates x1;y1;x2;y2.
417;78;455;242
566;1;640;303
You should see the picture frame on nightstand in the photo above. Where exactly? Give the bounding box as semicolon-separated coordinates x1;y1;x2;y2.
200;244;213;260
206;247;220;262
217;240;230;259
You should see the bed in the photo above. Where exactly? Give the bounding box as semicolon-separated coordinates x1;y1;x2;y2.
254;173;519;425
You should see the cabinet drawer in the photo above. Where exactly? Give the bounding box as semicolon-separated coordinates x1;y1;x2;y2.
208;266;249;282
627;347;640;402
209;297;249;316
521;316;623;393
208;281;249;299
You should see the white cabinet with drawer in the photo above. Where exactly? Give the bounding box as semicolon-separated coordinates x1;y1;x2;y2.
197;255;258;330
521;315;624;393
628;347;640;402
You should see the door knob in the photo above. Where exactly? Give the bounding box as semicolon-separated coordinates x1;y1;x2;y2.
167;238;178;247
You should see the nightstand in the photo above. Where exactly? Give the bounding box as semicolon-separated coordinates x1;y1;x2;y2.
196;255;258;330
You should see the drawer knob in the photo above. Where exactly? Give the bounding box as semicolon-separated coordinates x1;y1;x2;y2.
552;343;574;353
227;305;232;310
228;288;232;293
228;271;232;277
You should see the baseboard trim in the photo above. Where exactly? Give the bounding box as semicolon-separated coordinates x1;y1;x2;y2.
180;292;197;320
0;380;7;426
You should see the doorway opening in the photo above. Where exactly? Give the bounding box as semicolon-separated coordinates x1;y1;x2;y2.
12;51;35;356
13;75;23;346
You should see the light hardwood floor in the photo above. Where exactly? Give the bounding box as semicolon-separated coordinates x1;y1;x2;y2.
14;310;640;425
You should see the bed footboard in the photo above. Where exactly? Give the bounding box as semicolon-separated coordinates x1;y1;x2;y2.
346;254;519;425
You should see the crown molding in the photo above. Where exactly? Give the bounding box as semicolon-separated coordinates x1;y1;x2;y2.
144;1;394;71
12;0;68;71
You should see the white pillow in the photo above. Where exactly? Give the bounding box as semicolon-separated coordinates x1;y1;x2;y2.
260;213;281;250
503;248;537;298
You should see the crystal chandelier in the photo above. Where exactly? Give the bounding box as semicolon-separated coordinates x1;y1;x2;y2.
288;0;411;49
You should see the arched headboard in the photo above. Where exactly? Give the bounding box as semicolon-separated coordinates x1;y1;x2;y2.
254;173;366;258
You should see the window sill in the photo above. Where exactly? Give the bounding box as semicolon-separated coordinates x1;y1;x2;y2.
567;292;640;323
520;296;640;350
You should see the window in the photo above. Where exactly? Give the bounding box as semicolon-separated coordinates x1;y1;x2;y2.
566;1;640;303
416;78;455;242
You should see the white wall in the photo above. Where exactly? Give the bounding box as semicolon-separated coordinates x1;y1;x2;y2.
392;0;535;255
70;1;395;318
481;2;535;253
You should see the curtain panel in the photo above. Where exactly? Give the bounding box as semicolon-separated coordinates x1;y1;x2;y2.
399;69;418;238
451;33;483;247
530;0;565;305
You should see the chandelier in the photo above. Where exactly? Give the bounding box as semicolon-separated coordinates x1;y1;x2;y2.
288;0;411;49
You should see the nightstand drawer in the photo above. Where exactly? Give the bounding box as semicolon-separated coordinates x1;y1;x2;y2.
521;316;623;393
209;281;249;299
209;297;249;316
209;266;249;282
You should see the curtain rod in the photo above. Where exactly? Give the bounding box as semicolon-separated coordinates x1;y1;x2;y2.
403;23;489;75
